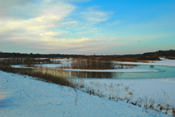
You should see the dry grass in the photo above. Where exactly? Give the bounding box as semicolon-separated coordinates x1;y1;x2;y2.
79;83;175;116
128;92;133;95
71;58;115;69
125;86;129;91
0;65;76;88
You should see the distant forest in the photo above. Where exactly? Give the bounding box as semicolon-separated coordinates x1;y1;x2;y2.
0;52;84;58
0;50;175;60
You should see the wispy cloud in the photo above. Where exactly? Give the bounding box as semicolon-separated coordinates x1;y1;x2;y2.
81;7;112;24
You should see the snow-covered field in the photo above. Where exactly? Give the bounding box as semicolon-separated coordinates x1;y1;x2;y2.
0;71;164;117
81;78;175;113
115;58;175;67
1;58;175;116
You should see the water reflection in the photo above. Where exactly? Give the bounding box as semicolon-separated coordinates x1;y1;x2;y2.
33;65;175;79
69;64;135;78
33;68;123;79
71;72;123;78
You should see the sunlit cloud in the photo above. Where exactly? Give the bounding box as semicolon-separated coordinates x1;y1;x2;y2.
0;1;76;42
40;31;67;38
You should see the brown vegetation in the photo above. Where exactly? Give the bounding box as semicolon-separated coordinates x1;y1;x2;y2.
71;58;115;69
0;58;61;67
0;64;75;88
81;86;175;116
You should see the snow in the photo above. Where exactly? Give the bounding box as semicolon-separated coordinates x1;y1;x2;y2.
82;78;175;108
115;59;175;67
1;58;175;116
0;71;162;117
10;65;34;69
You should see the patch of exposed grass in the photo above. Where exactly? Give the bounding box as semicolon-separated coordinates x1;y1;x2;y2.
0;65;76;88
128;92;133;95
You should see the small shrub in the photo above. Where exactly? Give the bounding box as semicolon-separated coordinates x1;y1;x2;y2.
125;86;129;91
172;108;175;116
128;92;133;95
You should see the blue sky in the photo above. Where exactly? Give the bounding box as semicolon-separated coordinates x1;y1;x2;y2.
0;0;175;54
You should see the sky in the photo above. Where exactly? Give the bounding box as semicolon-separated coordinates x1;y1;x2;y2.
0;0;175;55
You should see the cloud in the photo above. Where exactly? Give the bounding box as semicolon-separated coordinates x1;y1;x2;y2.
40;31;67;37
41;3;75;16
0;0;32;8
0;0;113;54
81;7;111;23
0;15;61;32
0;0;38;19
0;0;75;20
1;34;111;54
39;31;68;42
35;36;120;54
0;1;76;42
111;20;124;25
0;0;80;54
44;0;89;3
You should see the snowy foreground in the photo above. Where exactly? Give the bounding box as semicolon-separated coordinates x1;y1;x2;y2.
0;71;174;117
0;71;166;117
82;78;175;113
1;59;175;117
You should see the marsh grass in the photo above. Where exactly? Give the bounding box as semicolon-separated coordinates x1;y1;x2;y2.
0;65;76;88
71;58;115;69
